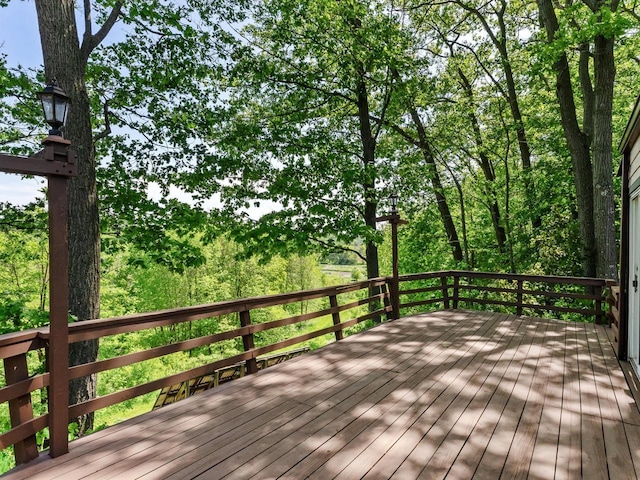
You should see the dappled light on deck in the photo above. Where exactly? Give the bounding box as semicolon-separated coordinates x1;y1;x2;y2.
3;309;639;479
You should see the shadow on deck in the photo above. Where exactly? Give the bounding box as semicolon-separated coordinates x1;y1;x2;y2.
3;309;640;479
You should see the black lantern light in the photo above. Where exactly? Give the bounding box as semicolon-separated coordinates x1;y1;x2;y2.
37;80;70;137
389;193;398;214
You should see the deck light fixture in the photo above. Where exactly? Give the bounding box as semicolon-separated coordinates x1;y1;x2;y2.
376;193;407;321
0;81;76;463
389;193;398;214
37;80;70;137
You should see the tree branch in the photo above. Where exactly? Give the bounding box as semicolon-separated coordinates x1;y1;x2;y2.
309;236;367;262
80;1;123;64
373;69;395;142
450;40;509;102
94;100;112;142
84;0;92;38
370;114;420;148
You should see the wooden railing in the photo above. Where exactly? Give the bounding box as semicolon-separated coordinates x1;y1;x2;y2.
0;277;391;465
0;271;612;467
397;271;612;323
607;285;622;354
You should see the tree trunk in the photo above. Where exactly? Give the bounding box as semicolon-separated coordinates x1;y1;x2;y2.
458;68;507;252
578;43;594;143
503;143;517;273
537;0;597;278
500;47;531;172
443;162;470;265
592;32;618;280
355;73;381;318
387;64;462;262
498;16;540;229
35;0;100;434
462;0;538;227
409;108;464;262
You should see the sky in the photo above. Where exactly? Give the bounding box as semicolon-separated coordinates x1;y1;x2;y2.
0;2;279;219
0;1;46;205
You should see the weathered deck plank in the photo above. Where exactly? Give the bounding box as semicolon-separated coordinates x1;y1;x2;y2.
2;309;638;480
527;318;566;480
556;322;583;479
417;316;530;480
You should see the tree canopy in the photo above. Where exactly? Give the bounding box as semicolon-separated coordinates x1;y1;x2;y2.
2;0;639;288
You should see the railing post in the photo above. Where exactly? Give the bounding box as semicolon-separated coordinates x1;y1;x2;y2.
390;278;400;320
330;294;344;340
516;279;523;316
48;175;69;458
380;283;393;323
453;274;460;309
595;284;604;324
239;310;258;374
441;275;450;309
391;220;401;321
4;354;38;464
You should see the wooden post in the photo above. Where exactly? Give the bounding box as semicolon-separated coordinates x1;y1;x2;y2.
595;285;604;325
47;175;69;458
453;274;460;309
381;282;394;322
330;294;344;340
441;275;450;309
0;132;76;461
516;279;524;316
391;220;400;320
375;207;406;321
4;355;38;463
239;310;258;374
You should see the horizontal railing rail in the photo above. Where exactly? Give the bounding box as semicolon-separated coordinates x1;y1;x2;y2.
398;270;612;322
0;270;613;469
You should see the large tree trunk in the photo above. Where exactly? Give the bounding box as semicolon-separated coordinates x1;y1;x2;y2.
388;65;462;263
458;68;507;253
409;109;464;262
537;0;597;278
355;73;381;319
460;0;538;227
592;32;618;280
35;0;101;434
443;162;470;264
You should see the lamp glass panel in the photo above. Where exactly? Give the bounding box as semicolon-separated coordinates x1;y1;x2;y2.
41;94;55;123
55;96;69;125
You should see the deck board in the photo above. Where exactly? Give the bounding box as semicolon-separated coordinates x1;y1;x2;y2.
416;316;529;480
528;319;565;480
2;309;639;480
472;318;547;479
556;322;583;479
444;315;533;479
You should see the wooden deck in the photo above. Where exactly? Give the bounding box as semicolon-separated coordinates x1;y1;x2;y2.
3;309;640;479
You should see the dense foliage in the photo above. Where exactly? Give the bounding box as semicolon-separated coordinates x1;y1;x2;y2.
1;0;639;468
0;217;363;471
3;0;638;278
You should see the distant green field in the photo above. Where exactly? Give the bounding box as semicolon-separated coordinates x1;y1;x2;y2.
320;264;367;280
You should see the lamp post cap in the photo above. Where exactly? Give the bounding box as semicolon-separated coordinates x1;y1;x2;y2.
42;135;71;146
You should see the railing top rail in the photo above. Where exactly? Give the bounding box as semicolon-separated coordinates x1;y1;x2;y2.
0;276;389;355
0;329;47;349
0;271;614;359
69;275;386;326
397;270;612;287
